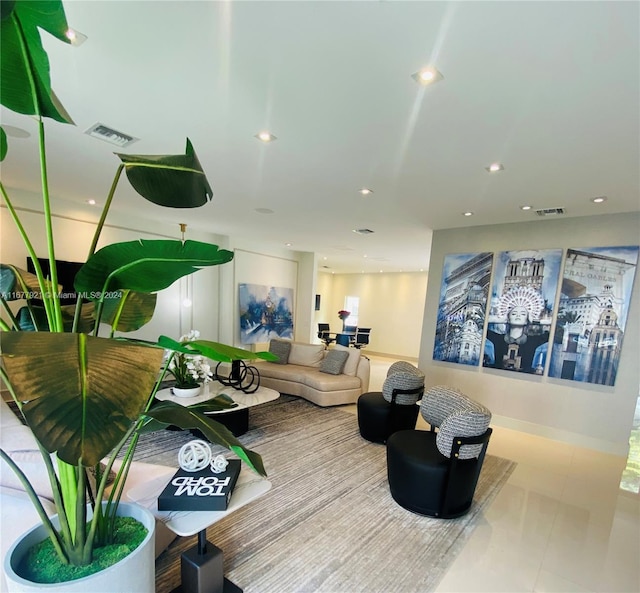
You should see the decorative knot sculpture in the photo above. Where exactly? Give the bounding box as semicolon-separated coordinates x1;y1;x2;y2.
178;439;229;473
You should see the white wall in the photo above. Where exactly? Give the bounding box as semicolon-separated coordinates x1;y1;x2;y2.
419;212;640;455
2;190;320;352
319;271;428;359
214;235;319;350
0;189;224;343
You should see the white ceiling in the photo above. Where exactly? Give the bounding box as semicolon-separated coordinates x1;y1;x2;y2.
2;1;639;274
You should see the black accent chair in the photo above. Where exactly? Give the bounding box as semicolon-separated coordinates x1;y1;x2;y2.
357;361;424;444
317;323;334;348
353;328;371;349
386;385;492;519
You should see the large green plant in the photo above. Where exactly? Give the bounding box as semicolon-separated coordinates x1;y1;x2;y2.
0;0;274;570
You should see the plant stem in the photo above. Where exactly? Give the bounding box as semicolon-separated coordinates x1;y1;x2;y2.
37;117;64;333
108;289;130;338
0;184;55;327
87;164;124;258
0;450;68;563
0;296;19;330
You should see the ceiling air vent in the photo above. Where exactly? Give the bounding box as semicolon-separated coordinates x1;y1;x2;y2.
84;123;139;148
535;207;565;216
353;228;375;235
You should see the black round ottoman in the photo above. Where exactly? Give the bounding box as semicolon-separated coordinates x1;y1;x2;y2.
386;429;480;518
357;391;419;444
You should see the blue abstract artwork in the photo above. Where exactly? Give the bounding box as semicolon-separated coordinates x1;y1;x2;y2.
238;284;294;344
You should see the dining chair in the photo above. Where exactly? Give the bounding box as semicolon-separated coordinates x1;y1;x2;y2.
353;328;371;349
317;323;334;348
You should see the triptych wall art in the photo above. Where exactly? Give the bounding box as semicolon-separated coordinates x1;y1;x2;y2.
433;246;638;386
548;246;639;386
238;283;294;344
433;252;493;366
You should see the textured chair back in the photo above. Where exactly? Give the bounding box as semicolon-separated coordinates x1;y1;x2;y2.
420;386;491;460
382;370;425;405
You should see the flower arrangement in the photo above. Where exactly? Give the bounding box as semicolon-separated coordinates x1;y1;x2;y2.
338;310;351;320
167;330;214;388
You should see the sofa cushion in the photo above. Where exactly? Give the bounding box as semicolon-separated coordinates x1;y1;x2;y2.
269;339;291;364
288;342;324;367
303;370;362;391
256;363;312;383
319;350;349;375
0;448;55;501
333;344;361;376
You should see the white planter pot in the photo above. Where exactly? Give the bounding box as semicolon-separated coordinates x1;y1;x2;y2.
4;502;155;593
172;385;201;398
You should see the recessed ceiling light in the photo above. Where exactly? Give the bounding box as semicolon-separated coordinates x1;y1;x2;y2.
485;163;504;173
255;131;277;143
520;205;532;211
65;28;87;46
285;242;292;247
591;196;607;203
86;199;96;206
359;188;373;195
463;211;474;217
411;67;444;86
255;207;274;214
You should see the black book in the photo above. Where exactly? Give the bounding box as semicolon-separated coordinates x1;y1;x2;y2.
157;459;241;511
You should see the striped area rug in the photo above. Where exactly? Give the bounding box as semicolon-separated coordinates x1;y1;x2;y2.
138;395;515;593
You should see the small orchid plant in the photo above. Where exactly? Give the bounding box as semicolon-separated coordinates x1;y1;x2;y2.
167;330;214;388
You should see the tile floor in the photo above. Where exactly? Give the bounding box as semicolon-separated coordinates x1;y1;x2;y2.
343;354;640;593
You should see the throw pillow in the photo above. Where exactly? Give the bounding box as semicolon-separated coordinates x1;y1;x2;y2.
319;350;349;375
333;344;361;376
287;342;325;367
269;339;291;364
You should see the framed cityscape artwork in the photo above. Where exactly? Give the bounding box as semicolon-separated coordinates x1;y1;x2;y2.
433;252;493;366
238;283;294;344
482;248;562;375
549;245;639;385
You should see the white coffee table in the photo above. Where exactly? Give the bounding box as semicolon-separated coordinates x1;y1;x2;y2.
156;382;279;436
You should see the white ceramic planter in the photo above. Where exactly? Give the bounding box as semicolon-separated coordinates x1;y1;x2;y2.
172;385;201;398
4;502;155;593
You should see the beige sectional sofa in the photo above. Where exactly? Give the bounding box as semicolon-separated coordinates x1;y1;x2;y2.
252;340;370;407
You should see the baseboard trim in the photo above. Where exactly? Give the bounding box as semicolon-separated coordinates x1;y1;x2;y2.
492;414;630;457
363;351;419;363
